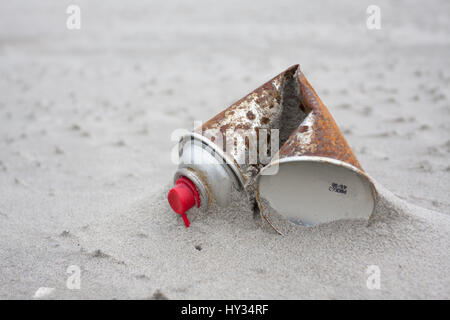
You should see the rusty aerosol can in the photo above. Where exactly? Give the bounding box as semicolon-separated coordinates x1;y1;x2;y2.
168;65;377;230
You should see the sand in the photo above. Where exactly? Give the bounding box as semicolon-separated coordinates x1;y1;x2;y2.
0;0;449;299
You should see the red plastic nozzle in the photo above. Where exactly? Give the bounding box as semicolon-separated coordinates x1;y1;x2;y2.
168;176;200;227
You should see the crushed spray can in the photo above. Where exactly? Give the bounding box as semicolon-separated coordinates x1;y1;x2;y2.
168;65;377;230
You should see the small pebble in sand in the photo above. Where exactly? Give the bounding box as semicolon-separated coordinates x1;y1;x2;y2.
337;103;351;109
415;160;433;173
342;128;353;135
385;97;397;104
135;232;148;238
114;140;126;147
70;124;81;131
60;230;70;237
391;116;415;123
151;290;168;300
33;287;55;299
54;146;64;155
91;249;110;258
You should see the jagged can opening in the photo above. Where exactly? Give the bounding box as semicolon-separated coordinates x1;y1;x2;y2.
257;156;377;227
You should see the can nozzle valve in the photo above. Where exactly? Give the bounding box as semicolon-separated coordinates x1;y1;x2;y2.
167;176;200;227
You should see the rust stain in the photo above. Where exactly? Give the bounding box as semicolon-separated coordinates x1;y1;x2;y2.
199;64;364;180
246;111;255;120
200;65;297;181
261;117;270;124
277;70;362;170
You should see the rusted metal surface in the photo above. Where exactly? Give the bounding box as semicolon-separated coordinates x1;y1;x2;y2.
201;67;290;133
198;64;364;182
199;65;300;184
279;69;363;170
178;64;376;231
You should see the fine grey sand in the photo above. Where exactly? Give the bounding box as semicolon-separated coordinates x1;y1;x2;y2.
0;0;449;299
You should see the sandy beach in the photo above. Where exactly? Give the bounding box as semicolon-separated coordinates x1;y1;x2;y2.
0;0;449;299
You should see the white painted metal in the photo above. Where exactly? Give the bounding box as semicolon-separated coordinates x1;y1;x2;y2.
258;156;376;226
179;133;246;187
175;137;242;209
